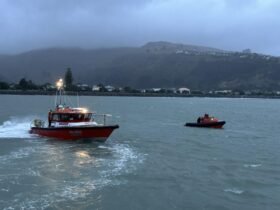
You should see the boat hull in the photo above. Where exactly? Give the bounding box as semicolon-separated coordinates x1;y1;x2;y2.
30;125;119;141
185;121;226;129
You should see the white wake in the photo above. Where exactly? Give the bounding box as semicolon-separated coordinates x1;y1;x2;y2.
0;117;35;138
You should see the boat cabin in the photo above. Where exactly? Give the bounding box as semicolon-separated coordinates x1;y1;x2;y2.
49;107;94;123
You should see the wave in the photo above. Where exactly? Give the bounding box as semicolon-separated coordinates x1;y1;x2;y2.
107;144;141;175
244;164;262;168
224;188;244;194
0;117;36;139
0;146;37;163
1;142;145;209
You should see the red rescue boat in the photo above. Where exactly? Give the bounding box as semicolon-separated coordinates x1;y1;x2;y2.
30;79;119;141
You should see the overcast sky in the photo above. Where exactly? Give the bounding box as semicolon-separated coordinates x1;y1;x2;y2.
0;0;279;55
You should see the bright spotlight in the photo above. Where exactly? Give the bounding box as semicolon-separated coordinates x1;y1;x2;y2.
56;78;63;90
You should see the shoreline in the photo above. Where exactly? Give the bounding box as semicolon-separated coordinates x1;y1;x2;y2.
0;90;280;99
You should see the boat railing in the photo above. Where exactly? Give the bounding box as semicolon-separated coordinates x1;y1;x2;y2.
31;119;45;128
92;114;112;125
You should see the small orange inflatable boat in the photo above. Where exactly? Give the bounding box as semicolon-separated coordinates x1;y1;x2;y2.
185;114;226;129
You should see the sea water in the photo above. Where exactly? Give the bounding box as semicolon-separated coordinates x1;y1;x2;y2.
0;95;279;209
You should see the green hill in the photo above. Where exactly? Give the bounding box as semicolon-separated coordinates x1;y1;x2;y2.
0;42;279;90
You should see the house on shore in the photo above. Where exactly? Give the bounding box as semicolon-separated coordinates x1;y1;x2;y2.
92;85;101;92
105;85;115;92
77;83;90;91
214;90;232;95
178;87;191;94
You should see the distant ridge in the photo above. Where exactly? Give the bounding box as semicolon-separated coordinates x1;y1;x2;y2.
0;41;279;90
142;41;228;54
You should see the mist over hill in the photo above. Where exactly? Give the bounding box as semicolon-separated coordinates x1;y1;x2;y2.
0;41;279;90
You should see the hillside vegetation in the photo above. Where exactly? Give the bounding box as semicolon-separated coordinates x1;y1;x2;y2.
0;42;279;90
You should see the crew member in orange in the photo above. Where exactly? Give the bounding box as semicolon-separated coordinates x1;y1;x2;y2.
202;113;210;123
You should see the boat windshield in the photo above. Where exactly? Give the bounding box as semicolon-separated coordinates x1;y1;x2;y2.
51;113;92;122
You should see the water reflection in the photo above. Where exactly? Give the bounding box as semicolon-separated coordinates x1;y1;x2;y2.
75;150;91;158
43;139;114;166
74;150;96;166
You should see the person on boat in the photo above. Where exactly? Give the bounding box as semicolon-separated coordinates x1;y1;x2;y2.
197;117;201;123
48;110;52;127
200;113;210;123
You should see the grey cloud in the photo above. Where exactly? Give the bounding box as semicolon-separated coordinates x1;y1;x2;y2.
6;0;152;14
0;0;280;55
223;0;258;8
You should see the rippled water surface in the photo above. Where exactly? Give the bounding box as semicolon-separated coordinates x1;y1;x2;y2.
0;95;279;209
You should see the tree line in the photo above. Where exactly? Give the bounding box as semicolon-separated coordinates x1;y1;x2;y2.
0;68;76;90
0;68;139;92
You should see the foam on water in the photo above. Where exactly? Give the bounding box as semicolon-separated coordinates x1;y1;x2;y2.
108;144;141;175
0;146;37;164
0;117;35;139
61;144;142;201
0;142;145;209
224;188;244;194
244;164;262;168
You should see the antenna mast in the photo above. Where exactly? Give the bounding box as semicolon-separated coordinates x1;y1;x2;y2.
56;78;64;107
77;92;80;107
